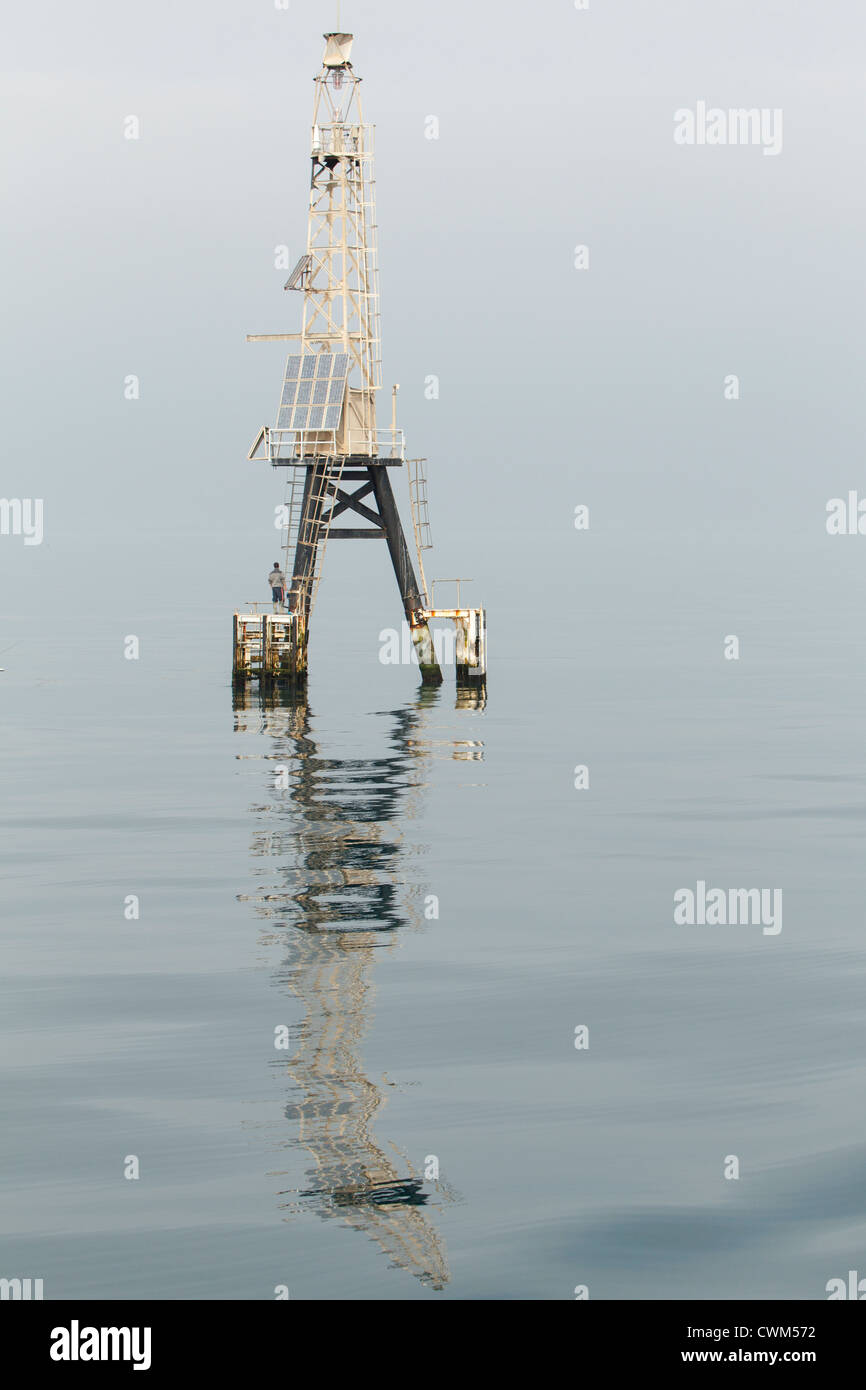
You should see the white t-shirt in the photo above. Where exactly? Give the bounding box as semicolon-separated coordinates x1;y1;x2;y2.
269;570;285;589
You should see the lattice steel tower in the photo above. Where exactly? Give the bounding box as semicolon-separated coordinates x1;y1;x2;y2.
237;32;486;690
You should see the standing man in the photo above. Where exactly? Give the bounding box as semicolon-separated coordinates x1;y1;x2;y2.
268;560;286;612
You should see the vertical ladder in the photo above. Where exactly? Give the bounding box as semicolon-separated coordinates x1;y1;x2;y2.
281;466;305;581
290;456;347;618
407;459;432;607
307;456;346;614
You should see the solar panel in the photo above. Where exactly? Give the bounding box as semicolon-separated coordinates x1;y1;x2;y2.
275;353;348;432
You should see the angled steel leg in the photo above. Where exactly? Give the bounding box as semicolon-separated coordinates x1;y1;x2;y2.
369;467;442;685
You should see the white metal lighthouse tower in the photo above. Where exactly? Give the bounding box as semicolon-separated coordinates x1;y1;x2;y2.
234;32;486;690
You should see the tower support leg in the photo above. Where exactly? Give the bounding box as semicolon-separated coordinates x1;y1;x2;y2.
289;462;324;623
369;467;443;685
287;461;326;675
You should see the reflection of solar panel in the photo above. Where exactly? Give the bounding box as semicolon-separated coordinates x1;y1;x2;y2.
276;352;348;433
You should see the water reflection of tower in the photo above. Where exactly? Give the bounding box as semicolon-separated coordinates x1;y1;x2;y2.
235;686;482;1290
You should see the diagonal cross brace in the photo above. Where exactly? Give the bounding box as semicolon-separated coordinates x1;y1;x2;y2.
289;462;443;685
320;482;380;528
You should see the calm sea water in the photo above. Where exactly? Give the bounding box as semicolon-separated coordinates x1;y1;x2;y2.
2;531;866;1300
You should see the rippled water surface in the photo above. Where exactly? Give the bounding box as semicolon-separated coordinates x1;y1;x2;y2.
2;538;866;1300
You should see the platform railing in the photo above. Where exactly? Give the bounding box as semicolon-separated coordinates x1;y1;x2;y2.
259;425;405;464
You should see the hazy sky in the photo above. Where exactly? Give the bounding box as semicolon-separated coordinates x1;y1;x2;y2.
2;0;865;636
